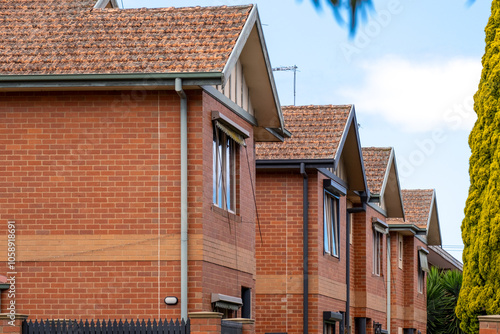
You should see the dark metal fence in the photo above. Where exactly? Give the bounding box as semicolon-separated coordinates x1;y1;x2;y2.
220;320;242;334
22;318;190;334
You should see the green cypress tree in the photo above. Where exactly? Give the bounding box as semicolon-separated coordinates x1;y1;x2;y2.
456;1;500;332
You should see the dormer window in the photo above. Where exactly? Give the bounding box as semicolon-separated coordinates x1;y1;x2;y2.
94;0;119;9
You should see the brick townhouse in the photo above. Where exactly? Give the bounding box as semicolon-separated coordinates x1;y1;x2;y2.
255;105;369;334
359;147;406;334
387;189;443;334
255;111;447;334
0;0;287;324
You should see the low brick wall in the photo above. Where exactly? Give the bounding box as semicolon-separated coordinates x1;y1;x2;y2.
0;314;28;334
479;315;500;334
4;313;254;334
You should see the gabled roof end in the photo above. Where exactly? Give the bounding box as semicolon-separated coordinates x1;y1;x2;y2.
94;0;119;9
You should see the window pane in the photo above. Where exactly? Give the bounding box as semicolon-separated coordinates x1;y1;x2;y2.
213;139;217;204
324;194;331;253
229;139;235;211
218;137;223;206
324;192;339;257
213;128;237;212
332;198;338;257
373;231;380;275
226;137;231;210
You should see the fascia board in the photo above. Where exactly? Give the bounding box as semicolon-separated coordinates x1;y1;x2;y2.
427;191;442;246
380;148;405;219
222;6;257;84
391;149;406;220
379;148;393;201
94;0;110;8
333;105;353;171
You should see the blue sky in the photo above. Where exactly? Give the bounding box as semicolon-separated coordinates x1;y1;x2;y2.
123;0;492;261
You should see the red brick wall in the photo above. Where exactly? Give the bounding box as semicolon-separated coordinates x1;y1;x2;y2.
0;89;256;321
350;205;387;334
201;92;256;318
255;170;351;334
389;233;426;334
314;173;348;333
389;232;406;334
255;170;304;334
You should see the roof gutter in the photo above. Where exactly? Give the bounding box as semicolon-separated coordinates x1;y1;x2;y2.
388;224;427;235
256;159;335;170
0;72;223;90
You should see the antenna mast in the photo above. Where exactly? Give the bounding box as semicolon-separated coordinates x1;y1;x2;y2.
272;65;298;106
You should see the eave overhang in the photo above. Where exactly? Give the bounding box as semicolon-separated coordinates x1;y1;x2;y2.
0;72;223;91
428;245;462;271
388;224;427;236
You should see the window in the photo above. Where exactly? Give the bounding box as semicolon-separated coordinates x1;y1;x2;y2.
373;229;382;276
371;218;388;276
398;234;403;269
418;263;424;293
324;191;340;257
324;322;335;334
241;287;251;318
213;127;236;212
417;249;429;293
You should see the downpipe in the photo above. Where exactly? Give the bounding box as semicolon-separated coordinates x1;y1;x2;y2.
175;78;188;321
387;234;391;334
300;163;309;334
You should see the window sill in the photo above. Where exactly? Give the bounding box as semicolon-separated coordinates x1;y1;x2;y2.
323;252;340;260
211;204;242;223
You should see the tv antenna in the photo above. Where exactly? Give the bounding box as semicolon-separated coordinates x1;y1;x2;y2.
272;65;298;106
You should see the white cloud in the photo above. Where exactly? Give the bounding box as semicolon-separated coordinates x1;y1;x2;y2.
339;55;481;132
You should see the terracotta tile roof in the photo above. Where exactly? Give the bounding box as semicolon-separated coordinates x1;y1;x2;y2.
255;105;352;160
389;189;434;227
362;147;392;194
0;0;252;75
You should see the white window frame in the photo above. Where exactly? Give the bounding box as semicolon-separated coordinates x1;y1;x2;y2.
324;191;340;258
213;128;236;212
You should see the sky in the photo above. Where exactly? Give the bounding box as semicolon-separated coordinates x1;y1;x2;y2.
123;0;493;262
